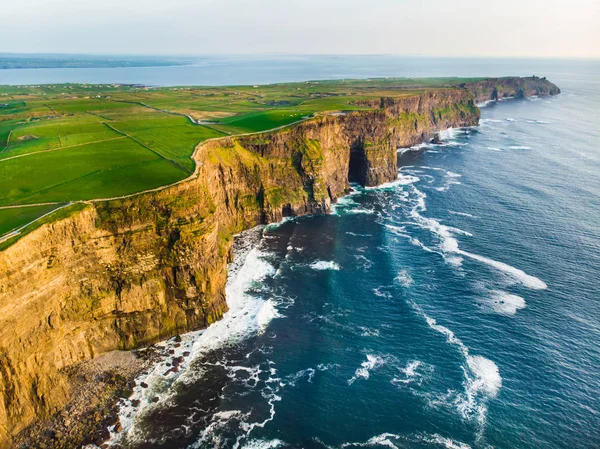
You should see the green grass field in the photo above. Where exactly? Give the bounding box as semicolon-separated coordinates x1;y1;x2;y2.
0;204;62;236
0;77;485;241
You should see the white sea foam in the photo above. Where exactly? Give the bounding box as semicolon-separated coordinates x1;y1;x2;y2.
345;208;376;215
331;196;359;215
508;145;533;150
257;299;283;332
359;326;381;337
458;250;547;290
417;433;473;449
409;205;461;255
348;354;386;385
391;360;431;386
408;300;501;427
372;286;392;299
487;146;503;152
403;183;546;290
354;254;374;272
241;439;285;449
385;224;409;237
401;142;430;153
365;174;420;190
264;216;295;231
310;260;340;271
438;127;459;141
339;432;472;449
487;290;527;315
476;100;495;108
395;269;413;287
448;211;479;219
433;170;462;192
111;236;281;446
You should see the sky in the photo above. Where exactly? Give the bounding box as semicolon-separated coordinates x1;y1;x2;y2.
1;0;598;58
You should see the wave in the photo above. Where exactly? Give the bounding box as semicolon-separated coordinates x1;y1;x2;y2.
397;182;546;290
395;269;413;287
365;173;420;190
354;254;374;272
437;127;461;142
486;146;503;152
486;290;527;315
408;300;501;427
458;250;547;290
310;260;341;271
241;439;285;449
348;354;386;385
111;233;281;446
508;145;533;150
417;433;472;449
345;208;377;215
331;195;360;215
401;142;430;153
285;363;338;387
359;326;381;337
338;432;472;449
476;100;495;108
372;286;392;299
391;360;432;387
448;211;479;219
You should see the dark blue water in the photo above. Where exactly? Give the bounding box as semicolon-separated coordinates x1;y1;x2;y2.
109;61;600;449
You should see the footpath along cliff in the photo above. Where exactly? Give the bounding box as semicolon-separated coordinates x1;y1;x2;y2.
0;77;559;448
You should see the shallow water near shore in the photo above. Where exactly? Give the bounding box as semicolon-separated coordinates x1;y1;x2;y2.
108;62;600;449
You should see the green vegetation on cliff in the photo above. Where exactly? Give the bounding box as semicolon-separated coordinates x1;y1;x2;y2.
0;76;559;243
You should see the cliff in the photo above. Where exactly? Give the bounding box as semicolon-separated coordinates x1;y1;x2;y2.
466;76;560;103
0;80;556;447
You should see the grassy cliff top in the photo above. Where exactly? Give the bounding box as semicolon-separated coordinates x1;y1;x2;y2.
0;77;497;245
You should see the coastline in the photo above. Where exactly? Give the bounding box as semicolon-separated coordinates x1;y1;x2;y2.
13;120;475;449
2;78;560;448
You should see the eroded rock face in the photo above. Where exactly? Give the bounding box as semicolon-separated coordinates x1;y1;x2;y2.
466;76;560;103
0;81;555;446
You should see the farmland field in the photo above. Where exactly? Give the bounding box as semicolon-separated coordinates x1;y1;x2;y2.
0;77;484;240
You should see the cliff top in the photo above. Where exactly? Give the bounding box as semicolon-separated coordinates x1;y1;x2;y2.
0;76;558;249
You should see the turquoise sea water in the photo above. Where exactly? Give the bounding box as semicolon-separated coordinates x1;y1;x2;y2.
38;57;595;449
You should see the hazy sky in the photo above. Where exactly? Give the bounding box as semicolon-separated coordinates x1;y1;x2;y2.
2;0;598;58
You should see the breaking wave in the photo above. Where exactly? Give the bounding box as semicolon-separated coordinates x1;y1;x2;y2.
458;250;547;290
310;260;341;271
485;290;527;315
411;302;502;427
348;354;387;385
111;232;282;446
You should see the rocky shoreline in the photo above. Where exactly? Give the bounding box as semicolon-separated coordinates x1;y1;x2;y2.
14;351;147;449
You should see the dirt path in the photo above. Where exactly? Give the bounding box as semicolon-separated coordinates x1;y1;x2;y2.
0;202;71;244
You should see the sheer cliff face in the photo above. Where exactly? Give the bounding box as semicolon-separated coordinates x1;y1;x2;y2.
0;85;525;444
467;76;560;103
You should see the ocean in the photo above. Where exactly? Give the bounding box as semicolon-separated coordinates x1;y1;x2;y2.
23;57;597;449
